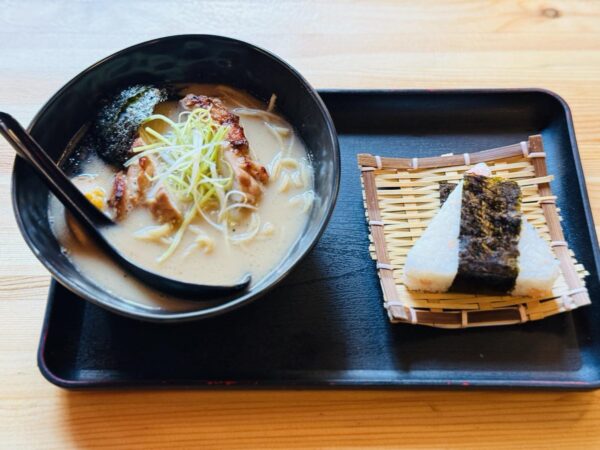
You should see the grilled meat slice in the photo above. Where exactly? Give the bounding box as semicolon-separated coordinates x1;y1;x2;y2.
147;187;182;224
224;151;263;203
181;94;249;152
132;154;154;195
108;155;154;220
180;94;269;202
108;172;129;220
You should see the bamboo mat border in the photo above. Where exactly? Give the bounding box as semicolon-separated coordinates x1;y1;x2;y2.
358;135;590;328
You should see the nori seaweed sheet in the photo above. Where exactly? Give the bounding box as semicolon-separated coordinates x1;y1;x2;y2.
439;181;457;205
450;174;522;294
82;85;167;168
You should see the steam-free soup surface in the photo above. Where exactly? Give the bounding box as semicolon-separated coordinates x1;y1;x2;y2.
50;84;313;308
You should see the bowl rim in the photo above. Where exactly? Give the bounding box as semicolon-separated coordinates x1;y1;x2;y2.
11;34;340;322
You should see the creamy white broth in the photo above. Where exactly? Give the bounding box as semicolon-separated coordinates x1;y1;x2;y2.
49;84;313;308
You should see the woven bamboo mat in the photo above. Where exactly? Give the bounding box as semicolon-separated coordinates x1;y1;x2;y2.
358;135;590;328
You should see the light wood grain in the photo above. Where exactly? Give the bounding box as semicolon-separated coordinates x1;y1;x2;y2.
1;0;600;448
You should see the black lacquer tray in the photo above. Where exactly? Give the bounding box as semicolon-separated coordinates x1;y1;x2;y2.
38;89;600;389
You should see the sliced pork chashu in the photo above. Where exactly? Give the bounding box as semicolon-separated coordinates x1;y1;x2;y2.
147;187;182;224
108;156;154;220
180;94;268;203
108;154;181;224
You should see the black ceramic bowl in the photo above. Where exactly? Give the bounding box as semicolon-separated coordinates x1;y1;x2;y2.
12;35;340;322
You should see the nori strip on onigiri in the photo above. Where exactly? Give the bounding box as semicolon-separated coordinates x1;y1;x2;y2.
450;174;522;294
439;181;457;205
405;164;558;296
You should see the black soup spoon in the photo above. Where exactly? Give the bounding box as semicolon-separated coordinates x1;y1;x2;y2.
0;112;251;299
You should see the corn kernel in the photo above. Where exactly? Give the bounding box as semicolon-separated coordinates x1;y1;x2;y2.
84;187;106;210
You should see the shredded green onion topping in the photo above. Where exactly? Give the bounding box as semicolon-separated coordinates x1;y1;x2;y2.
122;102;311;263
125;108;252;261
126;109;232;208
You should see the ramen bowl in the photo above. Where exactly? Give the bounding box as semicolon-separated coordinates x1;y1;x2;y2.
11;35;340;322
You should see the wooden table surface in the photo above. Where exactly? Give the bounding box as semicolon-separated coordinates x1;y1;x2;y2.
2;0;600;448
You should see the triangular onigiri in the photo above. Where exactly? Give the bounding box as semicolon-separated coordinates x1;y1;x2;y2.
403;164;559;297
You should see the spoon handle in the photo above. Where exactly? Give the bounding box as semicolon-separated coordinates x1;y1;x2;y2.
0;112;113;228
